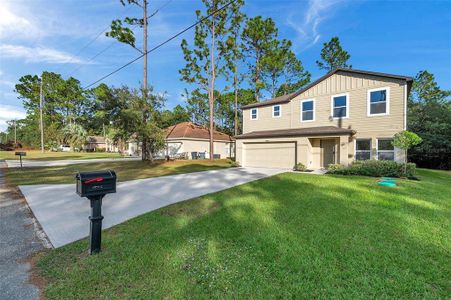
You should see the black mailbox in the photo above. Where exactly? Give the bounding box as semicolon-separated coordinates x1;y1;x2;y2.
15;151;26;156
76;170;116;197
75;170;116;254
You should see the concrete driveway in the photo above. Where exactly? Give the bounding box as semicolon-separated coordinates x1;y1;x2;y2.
19;167;285;248
6;157;140;168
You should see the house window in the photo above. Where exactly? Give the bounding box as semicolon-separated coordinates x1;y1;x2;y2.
368;87;390;116
377;139;395;160
272;105;281;118
355;139;371;160
331;94;348;118
250;108;258;120
301;100;314;122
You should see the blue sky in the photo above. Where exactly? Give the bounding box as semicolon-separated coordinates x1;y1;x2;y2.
1;0;450;131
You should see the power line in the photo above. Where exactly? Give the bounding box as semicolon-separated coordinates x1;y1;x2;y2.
68;0;174;77
83;0;237;89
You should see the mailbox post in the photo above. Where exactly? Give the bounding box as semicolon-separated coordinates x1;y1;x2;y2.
75;170;116;254
15;151;26;168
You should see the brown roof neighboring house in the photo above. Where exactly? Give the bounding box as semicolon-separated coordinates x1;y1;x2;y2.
242;68;414;109
235;126;354;139
86;136;106;144
165;122;234;142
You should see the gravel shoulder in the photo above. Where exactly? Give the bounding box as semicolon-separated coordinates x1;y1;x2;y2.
0;161;51;300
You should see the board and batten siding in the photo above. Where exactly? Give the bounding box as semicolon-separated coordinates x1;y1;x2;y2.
242;72;407;138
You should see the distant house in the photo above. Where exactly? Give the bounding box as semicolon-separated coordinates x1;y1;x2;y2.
85;136;118;152
165;122;234;159
126;122;235;159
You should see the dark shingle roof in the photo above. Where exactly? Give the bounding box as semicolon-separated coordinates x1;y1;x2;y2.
235;126;354;139
242;68;413;109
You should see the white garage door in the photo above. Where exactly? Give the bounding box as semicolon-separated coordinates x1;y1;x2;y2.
243;142;296;169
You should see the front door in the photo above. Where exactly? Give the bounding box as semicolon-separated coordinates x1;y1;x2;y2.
321;139;336;167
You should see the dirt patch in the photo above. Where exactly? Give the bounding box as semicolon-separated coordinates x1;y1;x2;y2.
26;251;49;300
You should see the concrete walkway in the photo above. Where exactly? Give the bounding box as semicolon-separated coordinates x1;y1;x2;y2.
5;157;140;168
20;167;285;248
0;161;51;300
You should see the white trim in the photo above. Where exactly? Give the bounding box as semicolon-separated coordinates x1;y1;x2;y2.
354;138;372;161
403;83;407;130
250;108;258;120
376;138;395;161
300;99;315;122
330;93;350;119
272;104;282;118
367;86;390;117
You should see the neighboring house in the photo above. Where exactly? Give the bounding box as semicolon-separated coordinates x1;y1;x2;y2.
84;136;106;152
235;68;412;169
164;122;234;159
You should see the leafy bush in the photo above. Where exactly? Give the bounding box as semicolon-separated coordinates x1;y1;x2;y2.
95;148;106;153
327;164;344;173
230;161;240;167
327;160;416;178
294;163;307;171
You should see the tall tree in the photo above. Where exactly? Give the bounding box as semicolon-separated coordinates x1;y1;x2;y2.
408;70;451;169
316;36;351;72
180;0;235;159
106;0;151;160
159;105;191;128
219;0;245;135
275;51;311;96
241;16;278;101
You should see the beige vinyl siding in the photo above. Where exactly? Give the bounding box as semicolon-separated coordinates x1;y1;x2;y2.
242;73;406;137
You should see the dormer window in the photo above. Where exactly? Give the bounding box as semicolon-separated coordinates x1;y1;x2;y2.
368;87;390;116
250;108;258;120
272;105;281;118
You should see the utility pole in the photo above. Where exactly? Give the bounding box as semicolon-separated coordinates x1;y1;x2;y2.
141;0;149;161
13;120;17;145
39;75;45;153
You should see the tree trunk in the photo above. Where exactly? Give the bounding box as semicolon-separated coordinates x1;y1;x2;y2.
255;50;260;101
209;15;215;160
234;71;238;136
142;0;149;161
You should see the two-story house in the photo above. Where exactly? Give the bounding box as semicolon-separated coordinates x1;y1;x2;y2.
235;68;413;169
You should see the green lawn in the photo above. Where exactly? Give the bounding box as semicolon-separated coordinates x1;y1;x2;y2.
36;169;450;299
5;159;234;185
0;150;124;161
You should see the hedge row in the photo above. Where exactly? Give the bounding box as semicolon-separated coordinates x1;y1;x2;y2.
327;160;416;178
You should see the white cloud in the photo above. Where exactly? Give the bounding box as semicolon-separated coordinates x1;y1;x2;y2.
0;3;40;39
0;105;26;131
0;44;93;64
287;0;347;50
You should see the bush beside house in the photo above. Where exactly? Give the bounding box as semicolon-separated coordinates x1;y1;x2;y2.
328;160;416;178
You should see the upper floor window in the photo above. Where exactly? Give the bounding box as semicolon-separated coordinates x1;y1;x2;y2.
377;139;395;160
331;93;349;119
368;87;390;116
301;100;315;122
250;108;258;120
272;105;281;118
355;139;371;160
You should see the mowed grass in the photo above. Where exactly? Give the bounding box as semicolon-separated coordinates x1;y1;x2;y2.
5;159;234;185
0;150;123;161
36;169;450;299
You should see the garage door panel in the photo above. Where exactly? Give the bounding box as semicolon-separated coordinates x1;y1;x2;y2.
244;142;295;169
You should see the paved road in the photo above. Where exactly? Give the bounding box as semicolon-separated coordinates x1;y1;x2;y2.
5;157;140;168
0;161;51;300
20;167;285;248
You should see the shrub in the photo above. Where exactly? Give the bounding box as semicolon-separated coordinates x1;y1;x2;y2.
328;160;416;178
230;161;240;167
327;164;344;173
95;148;106;153
294;163;307;171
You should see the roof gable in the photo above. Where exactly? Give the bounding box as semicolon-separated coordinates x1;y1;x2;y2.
165;122;233;141
242;68;413;109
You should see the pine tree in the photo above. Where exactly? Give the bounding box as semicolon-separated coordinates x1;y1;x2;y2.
316;36;351;72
